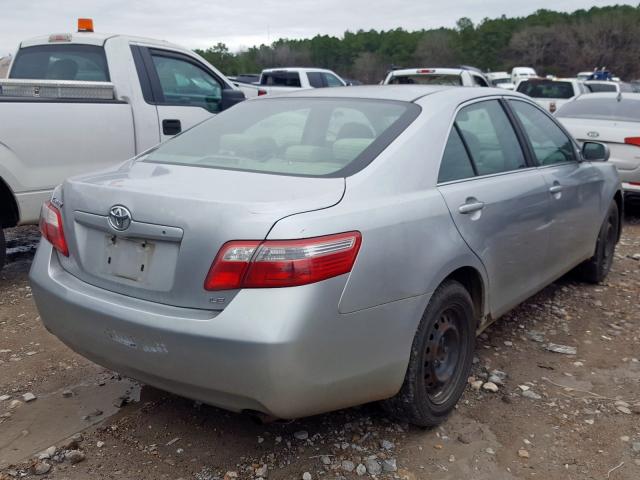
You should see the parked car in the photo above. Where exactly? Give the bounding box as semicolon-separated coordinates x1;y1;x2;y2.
0;21;246;269
30;86;622;426
516;78;588;112
487;71;515;90
556;92;640;201
511;66;537;83
584;80;635;93
239;67;347;97
383;67;489;87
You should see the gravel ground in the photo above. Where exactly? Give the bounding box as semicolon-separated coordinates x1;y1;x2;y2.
1;206;639;480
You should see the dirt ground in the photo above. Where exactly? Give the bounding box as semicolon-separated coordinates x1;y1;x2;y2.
1;206;639;480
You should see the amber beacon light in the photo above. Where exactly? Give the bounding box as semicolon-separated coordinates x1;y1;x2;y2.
77;18;94;32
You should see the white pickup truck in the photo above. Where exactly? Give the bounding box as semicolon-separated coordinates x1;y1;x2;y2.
383;67;489;87
0;27;246;268
236;67;347;97
515;78;589;113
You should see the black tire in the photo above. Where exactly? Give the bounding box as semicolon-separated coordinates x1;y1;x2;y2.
0;228;5;271
383;280;475;427
579;201;619;284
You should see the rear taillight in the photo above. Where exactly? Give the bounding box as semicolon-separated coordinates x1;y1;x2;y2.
257;89;267;96
39;201;69;256
204;232;362;291
549;102;557;113
624;137;640;147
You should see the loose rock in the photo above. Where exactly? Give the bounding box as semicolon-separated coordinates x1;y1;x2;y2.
545;343;577;355
341;460;355;472
293;431;309;441
22;392;36;402
356;463;367;476
482;381;499;392
518;449;530;459
521;390;542;400
302;472;312;480
65;450;85;464
365;458;382;475
382;458;397;472
380;439;395;450
32;461;51;475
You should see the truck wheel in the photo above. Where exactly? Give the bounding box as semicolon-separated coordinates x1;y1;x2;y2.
0;228;5;270
383;280;475;427
579;201;619;284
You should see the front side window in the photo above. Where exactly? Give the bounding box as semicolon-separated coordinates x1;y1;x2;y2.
455;100;527;175
472;75;488;87
142;98;418;177
307;72;323;88
510;101;576;166
438;127;476;183
151;53;222;113
10;44;109;81
322;72;343;87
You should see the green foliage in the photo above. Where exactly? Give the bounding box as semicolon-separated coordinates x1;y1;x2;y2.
196;5;640;82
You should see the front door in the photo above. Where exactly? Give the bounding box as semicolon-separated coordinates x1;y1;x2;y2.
437;99;551;318
508;100;603;274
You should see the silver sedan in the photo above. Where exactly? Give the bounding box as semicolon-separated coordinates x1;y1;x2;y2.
30;86;622;426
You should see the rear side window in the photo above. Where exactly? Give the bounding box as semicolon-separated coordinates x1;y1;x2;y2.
322;72;343;87
10;44;109;81
438;127;475;183
556;98;640;122
261;71;301;87
455;100;527;175
517;80;575;99
472;75;488;87
143;98;419;177
388;74;462;86
586;83;617;93
307;72;323;88
510;101;576;165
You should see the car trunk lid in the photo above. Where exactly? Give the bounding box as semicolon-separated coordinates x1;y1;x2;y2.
57;160;345;310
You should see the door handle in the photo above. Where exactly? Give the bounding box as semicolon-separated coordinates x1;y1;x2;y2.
458;201;485;214
162;119;182;136
549;184;563;194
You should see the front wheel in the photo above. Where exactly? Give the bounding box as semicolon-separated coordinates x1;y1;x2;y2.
579;201;619;284
382;280;475;427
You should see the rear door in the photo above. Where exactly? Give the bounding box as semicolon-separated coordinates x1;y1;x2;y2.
136;47;227;140
508;100;602;271
437;99;551;317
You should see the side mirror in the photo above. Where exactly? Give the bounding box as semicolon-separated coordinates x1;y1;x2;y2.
581;141;610;162
220;89;245;111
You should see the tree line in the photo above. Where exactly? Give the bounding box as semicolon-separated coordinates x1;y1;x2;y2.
195;5;640;84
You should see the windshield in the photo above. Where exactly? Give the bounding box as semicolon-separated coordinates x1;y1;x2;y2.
517;80;575;99
556;98;640;122
388;74;463;86
143;98;419;177
10;44;109;81
586;83;617;93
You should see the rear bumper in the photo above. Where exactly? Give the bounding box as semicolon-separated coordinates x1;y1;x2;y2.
622;182;640;200
29;241;428;418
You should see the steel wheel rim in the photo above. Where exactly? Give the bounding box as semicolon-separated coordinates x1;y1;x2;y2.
423;306;465;404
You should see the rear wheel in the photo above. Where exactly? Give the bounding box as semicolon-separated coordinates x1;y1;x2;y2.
579;201;619;283
383;280;475;427
0;229;5;271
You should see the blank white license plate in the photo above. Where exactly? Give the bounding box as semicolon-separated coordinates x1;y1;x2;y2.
104;236;154;282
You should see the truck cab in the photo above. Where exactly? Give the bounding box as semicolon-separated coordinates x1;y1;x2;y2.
0;22;245;268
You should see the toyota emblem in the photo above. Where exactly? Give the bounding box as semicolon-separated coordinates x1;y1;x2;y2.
108;205;132;231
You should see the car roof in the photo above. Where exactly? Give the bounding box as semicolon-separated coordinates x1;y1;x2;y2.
269;85;526;103
19;32;186;50
574;92;640;101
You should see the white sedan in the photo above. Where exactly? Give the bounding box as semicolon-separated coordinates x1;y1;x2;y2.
556;92;640;201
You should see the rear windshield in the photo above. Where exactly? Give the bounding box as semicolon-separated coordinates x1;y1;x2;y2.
143;98;419;177
556;98;640;122
260;71;301;87
491;78;511;85
388;74;462;86
586;83;617;93
517;80;575;99
10;44;109;81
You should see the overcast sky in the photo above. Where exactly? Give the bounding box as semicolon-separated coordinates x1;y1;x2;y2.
0;0;633;56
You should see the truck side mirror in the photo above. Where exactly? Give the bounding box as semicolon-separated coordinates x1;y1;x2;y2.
220;89;245;111
581;142;610;162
